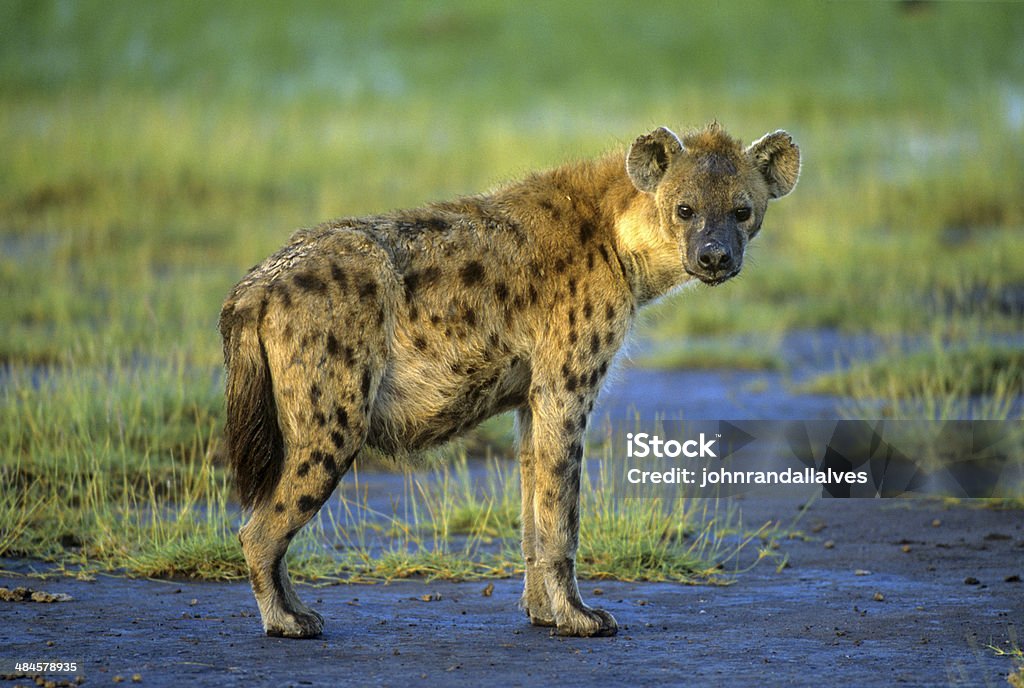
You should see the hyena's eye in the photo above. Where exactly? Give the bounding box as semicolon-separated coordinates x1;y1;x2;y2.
734;207;752;222
676;204;694;220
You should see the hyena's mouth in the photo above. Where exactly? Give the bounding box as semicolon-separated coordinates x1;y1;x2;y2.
686;267;740;287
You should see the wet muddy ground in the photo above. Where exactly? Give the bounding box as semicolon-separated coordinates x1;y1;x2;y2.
2;498;1022;687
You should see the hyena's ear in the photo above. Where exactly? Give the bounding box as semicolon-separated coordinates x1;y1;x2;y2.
626;126;684;193
746;130;800;199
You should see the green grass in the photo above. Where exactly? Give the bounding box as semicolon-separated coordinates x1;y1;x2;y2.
2;1;1023;579
631;338;784;371
804;344;1023;399
801;330;1024;420
0;396;758;583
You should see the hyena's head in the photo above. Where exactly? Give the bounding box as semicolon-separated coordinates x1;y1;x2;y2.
626;122;800;286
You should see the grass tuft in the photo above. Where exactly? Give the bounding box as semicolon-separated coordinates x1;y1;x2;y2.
801;331;1024;421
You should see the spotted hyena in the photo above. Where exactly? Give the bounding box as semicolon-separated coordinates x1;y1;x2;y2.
219;122;800;638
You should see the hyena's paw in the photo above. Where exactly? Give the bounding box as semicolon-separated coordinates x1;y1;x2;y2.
523;604;556;628
520;589;556;627
264;607;324;639
554;606;618;638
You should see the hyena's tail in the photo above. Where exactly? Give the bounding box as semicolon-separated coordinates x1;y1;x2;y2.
219;298;283;511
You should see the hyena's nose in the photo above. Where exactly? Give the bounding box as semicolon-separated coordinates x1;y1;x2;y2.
697;242;732;273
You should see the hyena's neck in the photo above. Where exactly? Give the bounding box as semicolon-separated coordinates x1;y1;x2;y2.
526;152;687;305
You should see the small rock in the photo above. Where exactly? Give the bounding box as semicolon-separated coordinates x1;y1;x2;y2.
131;675;142;683
854;569;872;576
823;540;835;549
931;519;942;528
964;576;980;585
0;586;30;601
0;586;71;603
481;583;494;597
901;544;912;553
592;588;604;596
1004;574;1021;583
30;591;72;603
872;592;885;602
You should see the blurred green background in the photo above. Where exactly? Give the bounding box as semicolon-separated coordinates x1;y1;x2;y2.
2;1;1023;365
1;2;1023;570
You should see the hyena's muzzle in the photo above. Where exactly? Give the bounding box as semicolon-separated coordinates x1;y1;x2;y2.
684;222;746;286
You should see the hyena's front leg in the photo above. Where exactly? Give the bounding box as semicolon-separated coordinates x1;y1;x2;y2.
516;407;555;627
529;391;617;637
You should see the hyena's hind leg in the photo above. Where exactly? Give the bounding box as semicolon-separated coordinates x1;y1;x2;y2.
238;439;357;638
238;285;387;638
